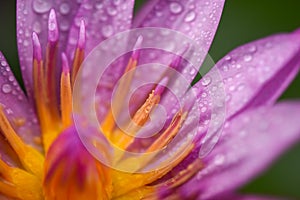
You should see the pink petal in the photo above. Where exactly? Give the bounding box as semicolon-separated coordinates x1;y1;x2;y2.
172;101;300;199
17;0;81;99
0;52;41;150
66;0;135;121
134;0;224;50
66;0;135;57
133;0;224;84
214;193;285;200
211;29;300;118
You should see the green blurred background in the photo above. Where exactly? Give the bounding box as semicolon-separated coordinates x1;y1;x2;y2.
0;0;300;198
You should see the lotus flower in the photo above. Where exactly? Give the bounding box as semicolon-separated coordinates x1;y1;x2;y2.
0;0;300;200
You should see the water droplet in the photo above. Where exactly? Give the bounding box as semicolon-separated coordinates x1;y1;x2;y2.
229;85;235;91
221;64;229;71
201;107;207;113
189;68;196;75
23;40;29;47
8;75;15;82
33;21;42;33
95;2;103;9
59;2;71;15
184;11;196;22
243;54;252;62
224;55;231;61
107;7;117;16
102;25;114;38
112;0;121;6
214;154;225;165
59;20;70;31
169;2;183;14
201;76;211;86
2;84;12;94
1;61;7;66
32;0;52;14
248;45;257;53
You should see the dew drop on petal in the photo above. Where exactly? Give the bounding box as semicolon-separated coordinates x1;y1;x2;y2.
1;61;7;66
243;54;252;62
201;76;211;86
8;76;15;82
32;0;52;14
248;45;257;53
33;21;42;34
2;84;12;94
184;11;196;22
169;2;183;14
102;25;114;38
59;2;71;15
112;0;121;6
59;20;70;32
107;7;117;16
214;154;225;165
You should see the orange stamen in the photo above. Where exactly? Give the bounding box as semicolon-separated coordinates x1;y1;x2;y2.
146;110;187;152
71;20;86;86
60;53;73;128
0;106;44;178
45;9;60;123
102;36;143;136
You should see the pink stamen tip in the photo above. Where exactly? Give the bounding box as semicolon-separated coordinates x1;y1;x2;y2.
132;35;143;60
61;53;70;74
170;44;190;68
32;32;42;61
48;9;59;42
78;20;86;50
154;77;169;96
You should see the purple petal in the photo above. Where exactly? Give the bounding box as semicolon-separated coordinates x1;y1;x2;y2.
67;0;134;121
210;29;300;118
17;0;81;99
173;101;300;199
134;0;224;50
214;193;285;200
133;0;224;84
0;52;41;150
66;0;135;58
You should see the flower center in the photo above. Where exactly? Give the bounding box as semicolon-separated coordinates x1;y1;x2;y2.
0;9;204;200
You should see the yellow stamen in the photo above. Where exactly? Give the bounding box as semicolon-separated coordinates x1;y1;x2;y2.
102;49;140;136
71;47;85;87
0;106;44;178
60;53;73;128
0;159;43;200
32;32;61;152
111;143;194;198
146;111;187;152
113;89;160;149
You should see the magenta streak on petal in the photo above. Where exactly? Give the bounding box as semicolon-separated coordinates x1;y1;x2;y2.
77;20;86;50
17;0;81;102
32;32;42;61
131;35;143;61
61;53;70;74
48;9;59;43
65;0;135;122
173;102;300;200
134;0;225;84
0;52;41;150
154;77;169;96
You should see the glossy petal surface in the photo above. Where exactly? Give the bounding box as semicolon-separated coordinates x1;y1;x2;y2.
0;52;41;149
17;0;81;99
175;102;300;199
211;30;300;118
